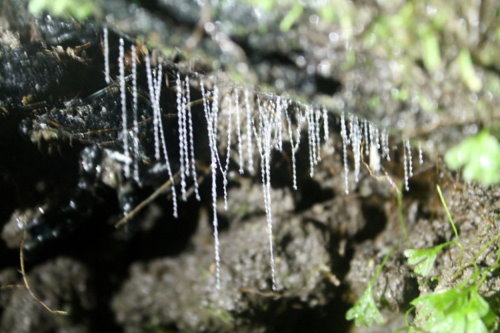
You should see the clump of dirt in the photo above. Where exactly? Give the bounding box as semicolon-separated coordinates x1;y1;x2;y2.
113;214;336;332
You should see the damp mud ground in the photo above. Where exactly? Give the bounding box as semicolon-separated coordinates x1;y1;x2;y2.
0;0;499;332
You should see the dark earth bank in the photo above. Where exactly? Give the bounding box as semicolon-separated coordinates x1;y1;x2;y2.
0;0;498;332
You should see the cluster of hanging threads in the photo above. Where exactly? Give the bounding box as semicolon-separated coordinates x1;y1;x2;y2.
322;108;331;152
340;112;350;194
233;89;244;174
244;89;255;173
118;38;130;178
201;80;222;290
144;53;178;217
381;128;391;161
403;139;414;191
418;142;424;165
285;106;302;190
307;106;317;177
103;26;110;84
185;76;201;200
350;114;361;182
176;73;188;201
304;105;329;178
219;90;233;211
130;44;140;183
175;74;201;201
254;97;279;291
101;27;425;291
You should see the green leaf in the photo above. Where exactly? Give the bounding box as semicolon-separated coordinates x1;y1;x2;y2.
404;242;450;276
457;49;482;92
29;0;97;20
280;3;304;32
421;31;441;71
242;0;275;12
445;130;500;186
346;284;385;327
411;286;494;333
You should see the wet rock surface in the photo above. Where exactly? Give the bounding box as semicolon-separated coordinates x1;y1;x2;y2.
0;0;498;332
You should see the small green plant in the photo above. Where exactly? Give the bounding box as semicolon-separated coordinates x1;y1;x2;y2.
404;242;452;277
346;250;394;327
405;185;499;332
404;186;462;277
346;284;385;327
445;130;500;186
205;306;234;325
346;186;406;328
410;284;496;333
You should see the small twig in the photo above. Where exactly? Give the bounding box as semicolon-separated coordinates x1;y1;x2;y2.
184;173;207;198
0;283;23;290
115;167;211;228
19;233;67;315
361;159;400;195
322;269;341;287
239;287;279;298
115;175;177;228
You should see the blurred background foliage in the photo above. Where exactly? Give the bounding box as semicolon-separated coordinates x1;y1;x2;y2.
28;0;98;20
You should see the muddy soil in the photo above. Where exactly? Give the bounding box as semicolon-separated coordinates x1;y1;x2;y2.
0;0;498;332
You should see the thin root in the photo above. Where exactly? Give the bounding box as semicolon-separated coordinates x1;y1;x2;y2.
19;233;67;315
